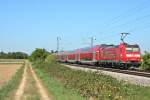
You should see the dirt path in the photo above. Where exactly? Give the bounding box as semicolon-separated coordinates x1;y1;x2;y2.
15;64;27;100
14;62;52;100
20;63;41;100
29;64;51;100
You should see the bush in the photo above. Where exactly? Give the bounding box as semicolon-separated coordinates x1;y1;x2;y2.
141;51;150;70
45;55;57;64
29;48;50;62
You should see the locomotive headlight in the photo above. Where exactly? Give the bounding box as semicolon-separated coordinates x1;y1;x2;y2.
126;54;140;57
134;54;140;57
126;54;132;57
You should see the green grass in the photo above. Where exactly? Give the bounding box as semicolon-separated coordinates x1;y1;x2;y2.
33;61;150;100
0;59;25;65
0;64;25;100
34;66;85;100
0;59;25;62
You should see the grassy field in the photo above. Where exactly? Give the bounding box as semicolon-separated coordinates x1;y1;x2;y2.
0;59;25;65
0;59;25;62
33;61;150;100
0;64;24;100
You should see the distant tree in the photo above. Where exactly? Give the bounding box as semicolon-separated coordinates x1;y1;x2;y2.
14;52;28;59
50;50;54;54
29;48;50;62
0;51;28;59
0;52;7;59
141;51;150;70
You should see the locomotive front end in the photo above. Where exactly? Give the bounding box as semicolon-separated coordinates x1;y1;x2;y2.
123;44;142;67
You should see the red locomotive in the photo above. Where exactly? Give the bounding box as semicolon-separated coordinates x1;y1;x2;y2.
58;33;142;69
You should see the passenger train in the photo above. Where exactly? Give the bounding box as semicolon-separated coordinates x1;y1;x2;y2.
58;34;142;69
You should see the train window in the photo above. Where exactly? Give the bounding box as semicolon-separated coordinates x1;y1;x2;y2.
126;48;132;52
133;48;139;52
126;47;139;52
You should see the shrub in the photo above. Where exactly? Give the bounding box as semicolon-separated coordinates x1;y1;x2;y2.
29;48;50;62
141;51;150;70
45;55;57;64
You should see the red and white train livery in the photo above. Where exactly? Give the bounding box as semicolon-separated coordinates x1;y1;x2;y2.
58;43;142;69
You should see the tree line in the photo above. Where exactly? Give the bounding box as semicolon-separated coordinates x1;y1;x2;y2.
0;51;28;59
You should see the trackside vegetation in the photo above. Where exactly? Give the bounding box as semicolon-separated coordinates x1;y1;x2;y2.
33;60;150;100
141;51;150;71
0;64;25;100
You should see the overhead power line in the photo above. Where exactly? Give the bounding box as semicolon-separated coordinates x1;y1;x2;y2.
103;0;149;30
99;0;150;39
128;21;150;32
105;13;150;33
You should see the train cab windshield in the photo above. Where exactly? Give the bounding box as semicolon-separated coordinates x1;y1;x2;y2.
126;45;140;52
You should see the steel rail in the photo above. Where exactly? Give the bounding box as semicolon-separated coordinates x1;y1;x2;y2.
61;63;150;78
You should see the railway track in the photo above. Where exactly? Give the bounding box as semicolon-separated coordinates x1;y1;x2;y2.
61;63;150;78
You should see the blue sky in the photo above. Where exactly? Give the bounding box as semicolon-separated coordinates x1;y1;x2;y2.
0;0;150;54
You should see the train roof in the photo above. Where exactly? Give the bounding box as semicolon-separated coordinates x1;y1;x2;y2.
58;43;140;55
66;44;120;53
120;43;139;47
